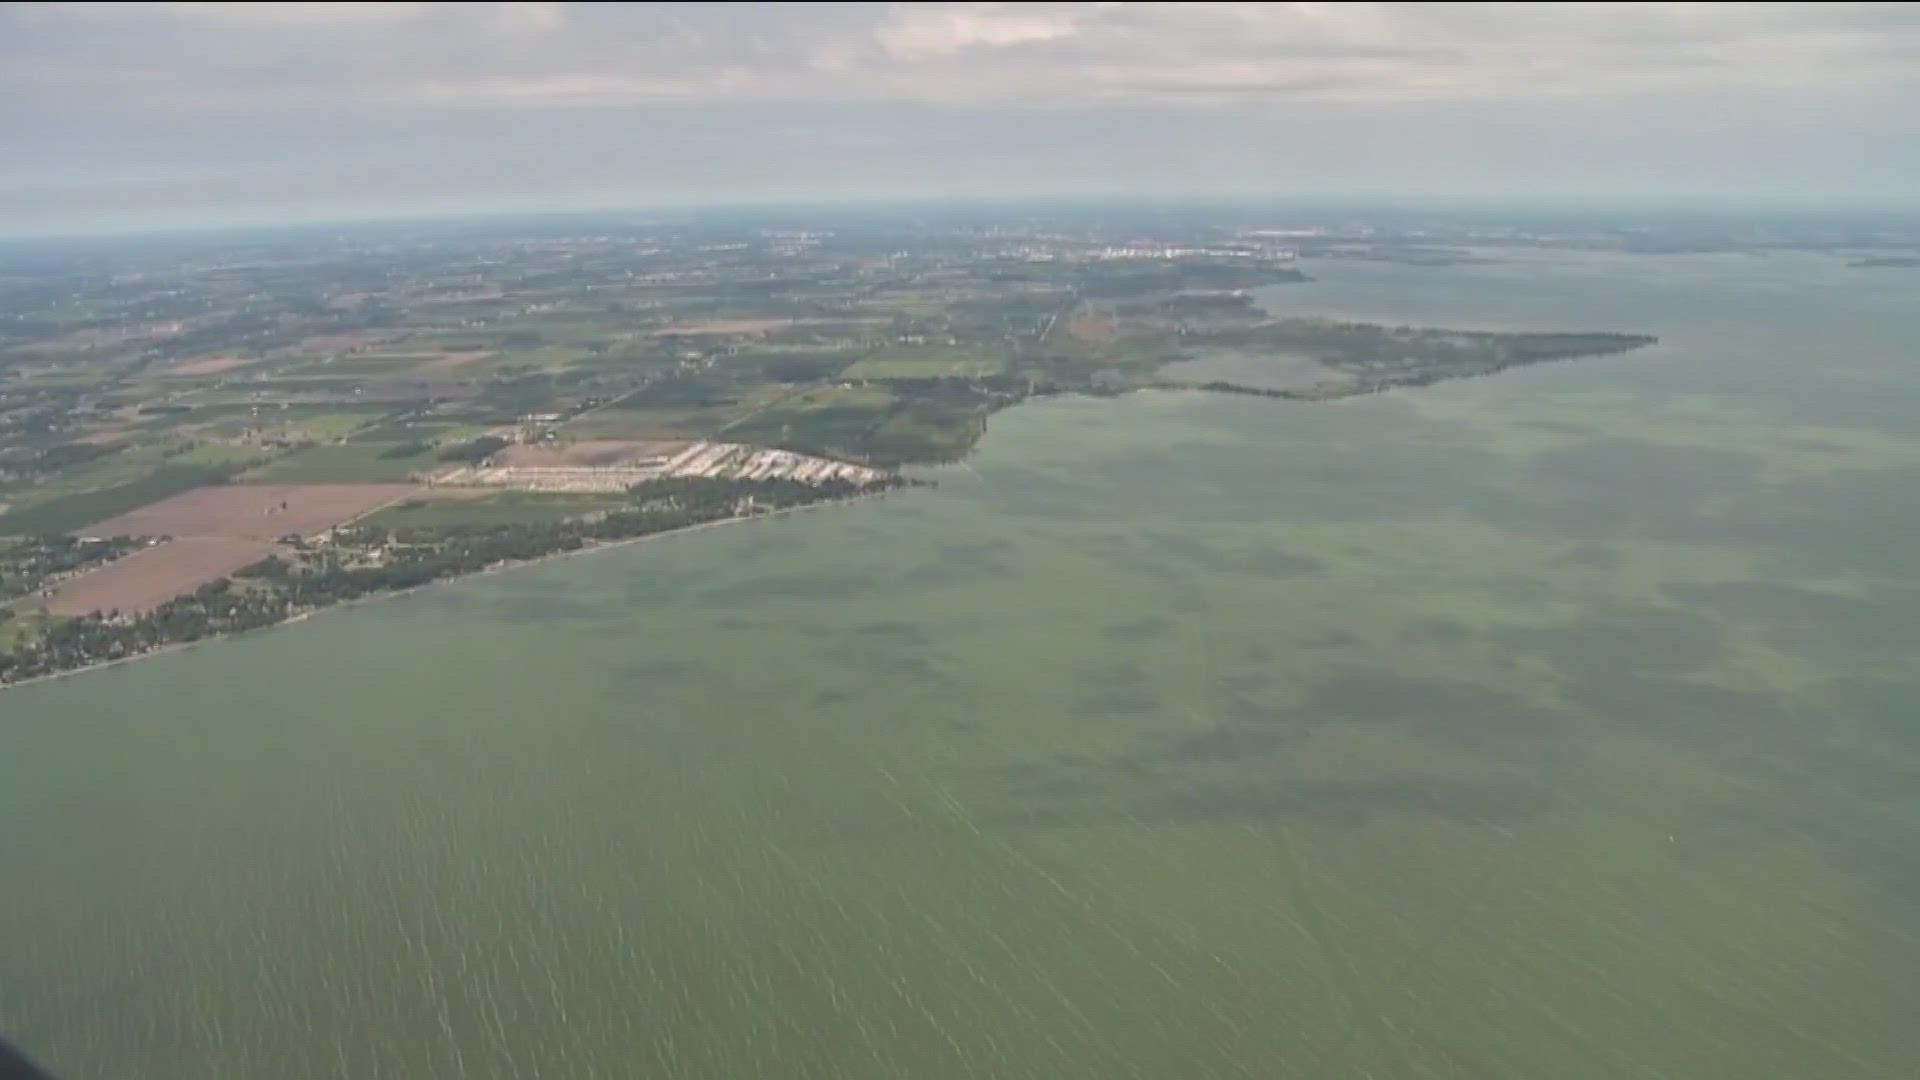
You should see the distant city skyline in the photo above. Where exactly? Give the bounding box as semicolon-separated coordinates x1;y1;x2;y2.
3;2;1918;237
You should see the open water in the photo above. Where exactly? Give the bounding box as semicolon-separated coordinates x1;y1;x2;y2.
3;250;1917;1078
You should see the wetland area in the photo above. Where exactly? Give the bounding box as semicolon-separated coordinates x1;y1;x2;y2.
4;251;1919;1078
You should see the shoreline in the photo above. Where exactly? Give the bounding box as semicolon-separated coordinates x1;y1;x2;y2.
2;340;1651;697
0;488;905;696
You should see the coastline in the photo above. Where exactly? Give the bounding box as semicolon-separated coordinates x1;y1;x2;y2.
2;337;1658;698
0;487;905;696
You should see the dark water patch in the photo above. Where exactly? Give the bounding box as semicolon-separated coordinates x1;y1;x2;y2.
838;520;891;543
2;972;137;1061
963;465;1109;518
935;539;1018;572
1826;675;1920;749
1225;545;1325;578
1079;686;1163;717
1104;615;1175;642
1529;416;1608;440
938;713;981;735
1080;536;1188;581
1530;437;1762;500
1163;436;1239;458
1777;434;1853;454
850;619;929;644
856;648;951;687
1075;658;1162;714
620;576;685;605
1550;542;1623;570
1163;772;1561;826
1079;660;1150;688
1220;694;1288;725
804;623;956;687
1403;617;1471;644
1666;580;1875;624
1288;671;1560;749
1303;628;1362;650
1706;793;1920;908
1665;581;1916;664
1764;737;1920;804
1569;672;1790;749
1505;436;1764;541
1166;725;1300;762
932;758;1135;831
1219;670;1281;695
1135;530;1323;578
699;569;879;603
490;588;607;623
1671;464;1920;573
930;760;1060;782
1496;603;1728;675
1167;589;1212;615
1482;576;1559;605
395;586;486;616
617;657;702;684
891;550;1020;591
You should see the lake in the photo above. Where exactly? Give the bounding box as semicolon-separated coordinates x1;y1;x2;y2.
4;251;1917;1078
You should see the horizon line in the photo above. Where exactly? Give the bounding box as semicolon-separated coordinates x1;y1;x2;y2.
5;191;1920;246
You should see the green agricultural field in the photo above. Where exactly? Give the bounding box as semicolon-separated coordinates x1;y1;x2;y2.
243;443;440;483
20;442;178;496
0;610;47;650
776;384;898;411
723;384;901;460
352;419;497;445
164;442;279;469
842;346;1007;380
561;407;727;440
274;355;451;382
863;403;988;464
563;378;792;440
712;349;858;384
364;492;630;529
161;410;393;445
277;410;393;441
0;465;237;535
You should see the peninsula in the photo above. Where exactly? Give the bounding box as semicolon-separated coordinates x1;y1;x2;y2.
1;218;1654;685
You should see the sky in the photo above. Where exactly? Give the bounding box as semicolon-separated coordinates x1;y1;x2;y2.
2;1;1917;236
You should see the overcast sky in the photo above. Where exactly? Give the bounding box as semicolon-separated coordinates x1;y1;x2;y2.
2;1;1917;236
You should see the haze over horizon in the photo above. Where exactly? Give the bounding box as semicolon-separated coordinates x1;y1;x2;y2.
3;1;1918;237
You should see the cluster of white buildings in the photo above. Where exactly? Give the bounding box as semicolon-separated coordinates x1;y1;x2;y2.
433;441;887;494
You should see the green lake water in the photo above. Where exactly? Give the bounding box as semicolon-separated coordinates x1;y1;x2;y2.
4;251;1918;1078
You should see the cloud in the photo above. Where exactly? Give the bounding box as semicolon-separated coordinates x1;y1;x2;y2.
53;2;434;27
0;2;1915;233
874;4;1082;57
5;1;1916;110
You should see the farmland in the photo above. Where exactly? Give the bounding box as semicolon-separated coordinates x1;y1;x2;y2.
363;491;630;530
79;484;421;541
842;346;1006;380
38;537;273;616
12;483;421;621
0;213;1654;681
0;466;238;535
242;443;442;482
